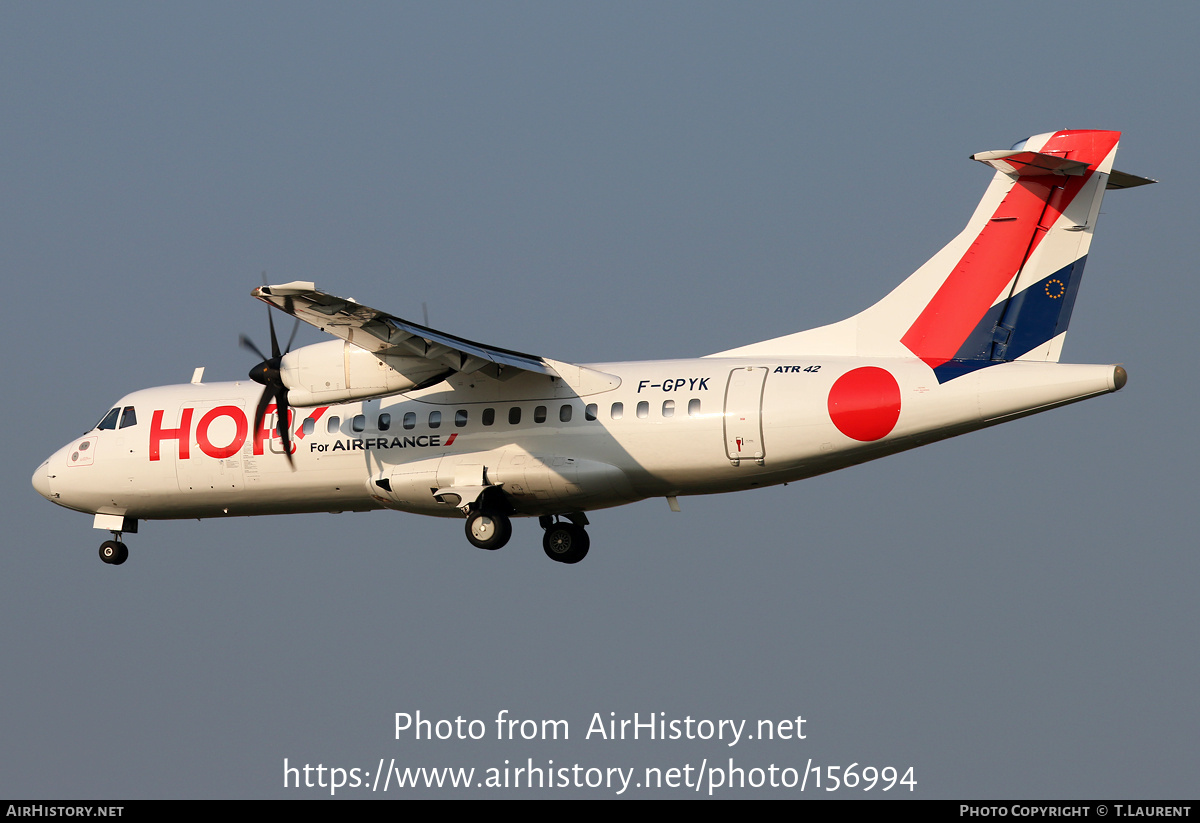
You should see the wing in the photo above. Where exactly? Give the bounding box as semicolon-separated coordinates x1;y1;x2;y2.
252;282;618;391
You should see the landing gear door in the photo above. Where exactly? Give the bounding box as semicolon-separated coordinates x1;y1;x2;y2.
723;366;767;466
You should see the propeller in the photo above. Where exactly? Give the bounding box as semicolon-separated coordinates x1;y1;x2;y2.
241;298;300;469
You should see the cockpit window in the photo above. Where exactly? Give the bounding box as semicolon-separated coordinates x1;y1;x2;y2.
119;407;137;428
96;408;120;431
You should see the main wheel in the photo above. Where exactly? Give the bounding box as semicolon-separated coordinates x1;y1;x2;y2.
465;510;512;551
542;523;590;564
99;540;128;565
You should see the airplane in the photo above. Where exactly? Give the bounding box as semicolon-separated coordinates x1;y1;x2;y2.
32;129;1153;566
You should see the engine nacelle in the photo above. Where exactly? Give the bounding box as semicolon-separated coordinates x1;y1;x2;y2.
280;340;451;407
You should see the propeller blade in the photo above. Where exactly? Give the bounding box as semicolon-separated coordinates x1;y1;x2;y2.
275;386;294;469
252;385;273;439
284;317;300;354
239;334;268;363
244;286;297;470
267;306;281;360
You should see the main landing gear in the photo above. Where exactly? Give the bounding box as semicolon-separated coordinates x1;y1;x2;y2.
98;534;129;566
463;509;592;563
539;514;590;565
464;509;513;551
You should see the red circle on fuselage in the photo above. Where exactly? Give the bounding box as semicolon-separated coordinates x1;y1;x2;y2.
827;367;901;442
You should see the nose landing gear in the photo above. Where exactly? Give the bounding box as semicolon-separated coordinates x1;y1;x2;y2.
99;536;129;566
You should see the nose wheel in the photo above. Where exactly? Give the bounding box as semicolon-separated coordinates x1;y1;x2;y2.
99;538;129;566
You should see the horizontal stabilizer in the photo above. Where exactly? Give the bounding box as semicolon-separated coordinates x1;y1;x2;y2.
971;150;1091;177
972;151;1155;190
1107;169;1157;190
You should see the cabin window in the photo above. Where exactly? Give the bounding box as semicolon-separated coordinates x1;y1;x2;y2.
428;411;442;429
482;408;495;426
611;402;623;420
585;404;598;421
662;400;675;418
688;398;701;417
559;404;572;423
326;416;340;434
378;413;391;432
403;412;416;430
508;407;521;425
534;405;547;423
351;415;366;432
455;409;468;428
119;407;137;428
636;401;649;419
96;408;120;431
302;417;316;436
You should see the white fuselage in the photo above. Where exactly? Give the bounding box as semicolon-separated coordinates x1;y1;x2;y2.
34;355;1122;526
31;130;1147;566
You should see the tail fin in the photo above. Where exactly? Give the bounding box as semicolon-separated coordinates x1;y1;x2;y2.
711;130;1153;381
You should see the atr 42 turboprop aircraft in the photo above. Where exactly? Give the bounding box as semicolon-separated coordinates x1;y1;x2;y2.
33;130;1153;566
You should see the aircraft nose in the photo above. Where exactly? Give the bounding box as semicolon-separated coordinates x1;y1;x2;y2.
32;460;52;500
